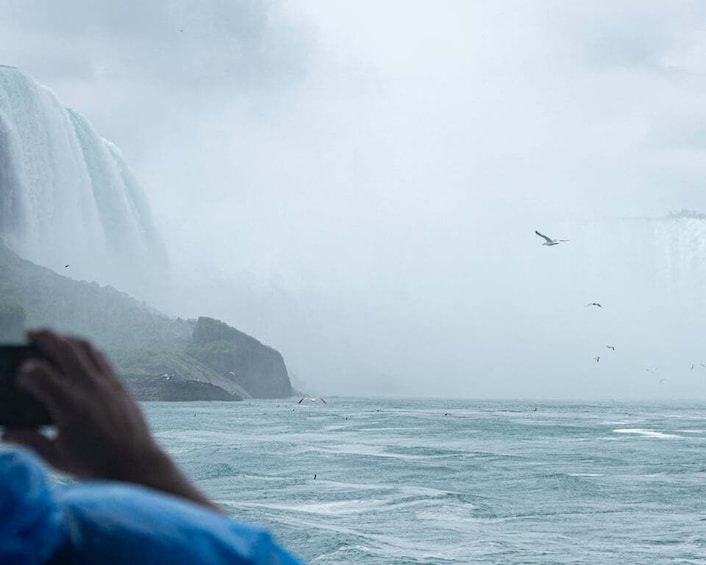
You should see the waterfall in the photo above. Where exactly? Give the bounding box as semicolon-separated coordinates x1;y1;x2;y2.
0;66;166;300
569;215;706;302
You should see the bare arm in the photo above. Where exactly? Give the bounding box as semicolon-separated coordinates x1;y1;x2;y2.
2;329;221;512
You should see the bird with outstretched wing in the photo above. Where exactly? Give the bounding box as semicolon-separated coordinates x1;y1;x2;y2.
535;230;568;246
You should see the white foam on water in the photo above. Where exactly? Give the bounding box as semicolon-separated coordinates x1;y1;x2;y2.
316;480;460;496
230;494;445;517
279;514;469;562
612;428;680;439
602;421;639;425
239;498;388;516
307;443;433;460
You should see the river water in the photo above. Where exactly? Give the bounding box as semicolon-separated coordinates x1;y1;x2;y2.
146;398;706;564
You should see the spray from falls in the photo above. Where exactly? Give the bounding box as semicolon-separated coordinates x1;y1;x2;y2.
0;66;166;301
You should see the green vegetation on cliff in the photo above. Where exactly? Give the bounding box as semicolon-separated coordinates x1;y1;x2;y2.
0;240;291;399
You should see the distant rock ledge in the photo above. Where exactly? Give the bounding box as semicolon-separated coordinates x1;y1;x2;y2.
122;375;241;402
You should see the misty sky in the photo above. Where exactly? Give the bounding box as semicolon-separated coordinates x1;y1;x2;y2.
3;1;706;399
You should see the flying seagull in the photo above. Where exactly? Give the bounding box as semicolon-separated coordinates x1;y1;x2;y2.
535;230;568;246
606;345;615;351
64;264;70;268
298;397;327;405
690;363;695;371
585;302;602;308
593;356;600;363
645;367;656;375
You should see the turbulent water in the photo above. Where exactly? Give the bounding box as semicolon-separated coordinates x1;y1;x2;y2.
146;398;706;564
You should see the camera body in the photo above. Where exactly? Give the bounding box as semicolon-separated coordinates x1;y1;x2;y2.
0;344;53;427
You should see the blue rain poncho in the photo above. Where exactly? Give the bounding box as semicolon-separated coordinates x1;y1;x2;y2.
0;448;302;565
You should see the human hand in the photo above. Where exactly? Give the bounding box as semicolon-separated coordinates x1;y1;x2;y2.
2;329;219;511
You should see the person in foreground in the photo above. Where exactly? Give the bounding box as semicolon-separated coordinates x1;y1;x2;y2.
0;329;302;565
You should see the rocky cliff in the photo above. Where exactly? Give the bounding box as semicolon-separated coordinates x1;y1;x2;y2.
189;317;291;399
0;240;292;399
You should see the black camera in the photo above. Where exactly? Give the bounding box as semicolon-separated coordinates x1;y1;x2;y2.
0;344;53;427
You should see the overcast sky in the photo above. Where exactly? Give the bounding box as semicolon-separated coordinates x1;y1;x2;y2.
3;1;706;398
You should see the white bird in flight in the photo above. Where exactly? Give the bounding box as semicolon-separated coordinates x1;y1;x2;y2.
593;356;600;363
585;302;602;308
535;230;568;246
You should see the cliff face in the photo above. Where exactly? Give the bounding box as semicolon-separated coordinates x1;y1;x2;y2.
189;317;292;399
0;240;293;399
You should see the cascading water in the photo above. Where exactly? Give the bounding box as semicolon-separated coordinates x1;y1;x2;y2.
0;65;166;301
568;214;706;302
